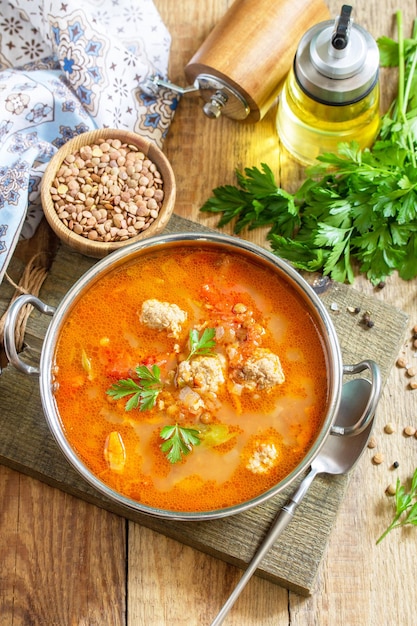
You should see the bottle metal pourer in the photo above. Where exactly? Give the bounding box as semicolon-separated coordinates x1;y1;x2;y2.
331;4;352;51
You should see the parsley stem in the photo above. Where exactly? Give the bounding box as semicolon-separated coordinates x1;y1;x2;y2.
402;52;417;116
376;511;403;544
402;19;417;104
396;11;405;120
395;10;417;168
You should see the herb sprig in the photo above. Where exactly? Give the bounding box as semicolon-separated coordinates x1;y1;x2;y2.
200;12;417;286
160;424;201;463
106;364;163;411
186;327;216;361
377;468;417;544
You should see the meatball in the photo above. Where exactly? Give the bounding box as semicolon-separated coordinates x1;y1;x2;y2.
139;299;187;339
177;354;226;394
232;347;285;392
246;442;279;474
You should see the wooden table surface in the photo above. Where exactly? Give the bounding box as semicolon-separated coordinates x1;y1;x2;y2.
1;1;417;624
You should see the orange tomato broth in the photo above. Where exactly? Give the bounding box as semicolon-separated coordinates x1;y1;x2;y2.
52;244;330;512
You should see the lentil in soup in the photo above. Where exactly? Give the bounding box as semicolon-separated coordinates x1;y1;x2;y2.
53;243;330;512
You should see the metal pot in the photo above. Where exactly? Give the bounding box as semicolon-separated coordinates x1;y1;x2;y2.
3;233;381;521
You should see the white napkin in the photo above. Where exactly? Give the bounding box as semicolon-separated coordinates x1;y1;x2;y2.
0;0;178;284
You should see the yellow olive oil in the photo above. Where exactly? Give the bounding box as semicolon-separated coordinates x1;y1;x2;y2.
277;68;380;165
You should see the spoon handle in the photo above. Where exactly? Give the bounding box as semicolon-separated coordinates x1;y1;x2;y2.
210;467;318;626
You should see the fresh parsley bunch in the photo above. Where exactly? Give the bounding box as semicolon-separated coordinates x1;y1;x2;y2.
201;12;417;285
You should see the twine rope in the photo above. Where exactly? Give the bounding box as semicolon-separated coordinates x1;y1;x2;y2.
0;252;50;352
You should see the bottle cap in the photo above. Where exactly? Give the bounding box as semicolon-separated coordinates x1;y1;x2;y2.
294;5;379;104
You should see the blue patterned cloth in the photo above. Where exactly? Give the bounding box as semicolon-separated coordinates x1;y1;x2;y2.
0;0;178;284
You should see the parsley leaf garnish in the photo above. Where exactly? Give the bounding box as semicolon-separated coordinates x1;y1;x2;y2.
200;12;417;286
186;328;216;361
377;468;417;543
106;364;163;411
160;424;201;463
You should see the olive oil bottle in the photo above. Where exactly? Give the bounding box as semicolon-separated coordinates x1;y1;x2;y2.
276;5;380;165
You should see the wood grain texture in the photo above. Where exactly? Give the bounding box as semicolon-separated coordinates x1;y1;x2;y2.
0;465;127;625
1;0;417;624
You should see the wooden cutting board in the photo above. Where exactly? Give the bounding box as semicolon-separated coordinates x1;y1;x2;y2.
0;214;408;595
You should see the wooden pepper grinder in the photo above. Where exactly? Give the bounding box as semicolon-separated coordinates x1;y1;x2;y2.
142;0;329;122
184;0;330;122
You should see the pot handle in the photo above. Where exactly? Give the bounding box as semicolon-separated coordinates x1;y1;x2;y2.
330;359;382;437
3;294;56;376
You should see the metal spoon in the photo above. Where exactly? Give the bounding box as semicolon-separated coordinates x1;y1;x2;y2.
210;378;375;626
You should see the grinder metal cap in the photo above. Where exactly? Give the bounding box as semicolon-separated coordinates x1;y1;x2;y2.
295;5;379;105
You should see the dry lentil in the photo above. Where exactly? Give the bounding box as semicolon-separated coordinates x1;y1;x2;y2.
396;356;408;368
384;422;396;434
372;452;384;465
367;435;377;449
386;483;396;496
403;425;416;437
406;366;417;377
50;138;165;243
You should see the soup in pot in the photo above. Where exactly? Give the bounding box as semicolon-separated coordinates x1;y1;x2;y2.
52;243;330;512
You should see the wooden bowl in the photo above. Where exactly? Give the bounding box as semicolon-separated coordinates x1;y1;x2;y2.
41;129;176;258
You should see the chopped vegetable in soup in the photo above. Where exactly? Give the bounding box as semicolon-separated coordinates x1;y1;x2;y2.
52;244;329;512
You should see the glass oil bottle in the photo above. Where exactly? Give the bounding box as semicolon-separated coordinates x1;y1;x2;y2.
276;5;380;165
